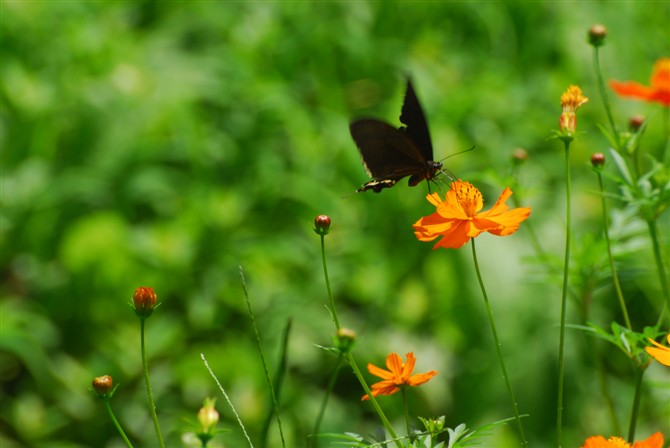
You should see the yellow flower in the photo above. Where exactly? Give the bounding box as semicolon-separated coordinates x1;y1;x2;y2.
581;432;664;448
413;180;531;249
361;352;437;400
559;85;589;134
646;333;670;366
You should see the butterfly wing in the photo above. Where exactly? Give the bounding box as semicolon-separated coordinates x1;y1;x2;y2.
399;79;434;162
349;119;428;192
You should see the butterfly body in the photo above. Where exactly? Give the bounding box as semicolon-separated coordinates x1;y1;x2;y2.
350;80;442;193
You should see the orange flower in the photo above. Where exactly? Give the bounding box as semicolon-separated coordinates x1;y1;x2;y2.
361;352;437;400
610;58;670;107
646;333;670;366
413;181;531;250
581;432;664;448
559;85;589;134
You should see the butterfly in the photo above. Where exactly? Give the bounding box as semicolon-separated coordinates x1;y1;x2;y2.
349;79;444;193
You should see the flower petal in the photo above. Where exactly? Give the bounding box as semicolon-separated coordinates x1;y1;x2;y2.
432;220;472;249
581;435;618;448
361;380;399;400
632;432;664;448
645;343;670;366
477;187;513;218
401;352;416;379
385;352;404;377
610;80;655;101
407;370;438;387
367;363;394;380
413;212;458;242
476;207;531;236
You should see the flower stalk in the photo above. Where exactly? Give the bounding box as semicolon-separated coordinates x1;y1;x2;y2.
470;239;527;447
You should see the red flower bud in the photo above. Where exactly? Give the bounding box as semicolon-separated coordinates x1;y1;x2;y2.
629;115;644;131
132;286;157;318
314;215;332;236
92;375;114;397
591;152;606;167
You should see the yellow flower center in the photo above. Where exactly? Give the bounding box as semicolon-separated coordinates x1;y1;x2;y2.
453;181;482;217
560;85;589;111
606;436;631;448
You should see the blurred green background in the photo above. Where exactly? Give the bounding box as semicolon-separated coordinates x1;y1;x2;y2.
1;2;669;447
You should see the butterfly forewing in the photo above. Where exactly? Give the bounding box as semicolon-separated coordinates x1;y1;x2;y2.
399;80;434;161
349;79;443;193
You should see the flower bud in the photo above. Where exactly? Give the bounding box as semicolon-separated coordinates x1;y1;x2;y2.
336;327;357;353
132;286;157;318
197;398;219;434
629;115;644;131
587;24;607;47
511;148;528;165
591;152;606;168
92;375;114;398
313;215;332;236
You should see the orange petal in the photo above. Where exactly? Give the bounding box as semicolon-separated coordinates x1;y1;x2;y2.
407;370;438;386
476;207;531;236
361;380;399;400
632;432;664;448
401;353;416;379
610;80;655;101
477;187;513;218
413;212;457;242
368;363;394;380
438;188;470;219
432;220;472;249
385;352;404;376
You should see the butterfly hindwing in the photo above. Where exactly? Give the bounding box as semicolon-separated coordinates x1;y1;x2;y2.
399;80;434;162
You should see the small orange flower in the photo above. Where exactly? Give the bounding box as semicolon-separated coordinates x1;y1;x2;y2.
610;58;670;107
413;181;531;250
646;333;670;366
559;85;589;134
581;432;664;448
361;352;437;401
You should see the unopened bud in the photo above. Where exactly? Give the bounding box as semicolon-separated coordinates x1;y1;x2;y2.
336;327;357;353
587;24;607;47
591;152;606;168
511;148;528;164
132;286;157;318
314;215;332;236
629;115;644;131
92;375;114;398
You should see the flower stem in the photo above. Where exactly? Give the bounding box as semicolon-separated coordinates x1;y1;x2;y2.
401;387;411;438
309;354;344;448
556;140;572;448
470;239;527;447
201;353;255;448
348;353;402;448
627;367;645;442
596;171;633;330
321;234;341;330
140;318;165;448
646;219;670;323
103;398;133;448
240;267;286;448
592;46;619;147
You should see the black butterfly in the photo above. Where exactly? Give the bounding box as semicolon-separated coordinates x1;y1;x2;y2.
349;79;443;193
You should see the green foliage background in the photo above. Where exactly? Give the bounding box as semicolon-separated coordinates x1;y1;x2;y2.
1;2;668;447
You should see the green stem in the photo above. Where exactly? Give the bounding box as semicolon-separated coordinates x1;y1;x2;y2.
646;219;670;319
593;46;619;148
401;387;410;438
201;353;255;448
140;318;165;448
348;353;402;448
627;367;645;442
321;235;341;330
556;140;572;448
596;171;633;330
470;239;527;447
240;267;286;448
103;398;133;448
310;354;344;448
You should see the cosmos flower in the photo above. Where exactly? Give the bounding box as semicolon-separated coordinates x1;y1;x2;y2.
610;58;670;107
361;352;437;400
413;180;531;249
